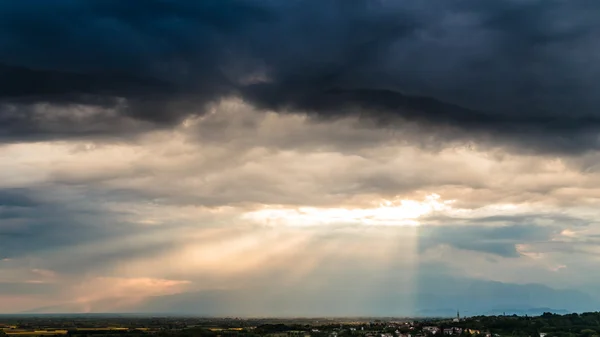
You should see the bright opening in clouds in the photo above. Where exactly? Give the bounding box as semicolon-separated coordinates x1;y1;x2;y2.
243;194;452;227
2;0;600;316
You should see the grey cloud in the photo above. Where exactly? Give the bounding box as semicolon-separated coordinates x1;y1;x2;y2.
418;220;568;257
0;188;39;207
0;282;60;296
0;187;138;260
1;0;599;153
454;214;591;228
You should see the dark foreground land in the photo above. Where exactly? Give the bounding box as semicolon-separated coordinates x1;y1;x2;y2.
2;312;600;337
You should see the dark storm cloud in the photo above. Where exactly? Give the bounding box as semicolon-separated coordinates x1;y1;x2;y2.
1;0;600;152
0;0;271;137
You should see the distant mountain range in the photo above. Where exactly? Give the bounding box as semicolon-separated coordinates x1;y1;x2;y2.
21;276;600;317
413;277;598;316
417;307;571;318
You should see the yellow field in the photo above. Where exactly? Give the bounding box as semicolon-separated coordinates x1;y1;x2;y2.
208;328;245;332
5;330;68;336
2;327;150;335
76;328;128;331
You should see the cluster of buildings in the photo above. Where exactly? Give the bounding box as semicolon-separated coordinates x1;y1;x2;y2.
420;326;491;337
320;311;492;337
361;327;491;337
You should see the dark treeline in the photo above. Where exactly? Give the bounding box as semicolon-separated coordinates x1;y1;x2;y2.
451;312;600;337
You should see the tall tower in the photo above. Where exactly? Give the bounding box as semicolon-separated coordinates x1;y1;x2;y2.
457;310;460;321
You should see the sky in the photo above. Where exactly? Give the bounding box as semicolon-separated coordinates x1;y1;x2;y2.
2;0;600;316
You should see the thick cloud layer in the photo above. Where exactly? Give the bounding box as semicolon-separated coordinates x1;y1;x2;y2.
1;0;600;152
3;101;600;313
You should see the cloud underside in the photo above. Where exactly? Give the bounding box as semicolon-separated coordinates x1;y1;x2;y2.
2;0;600;314
1;0;600;153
